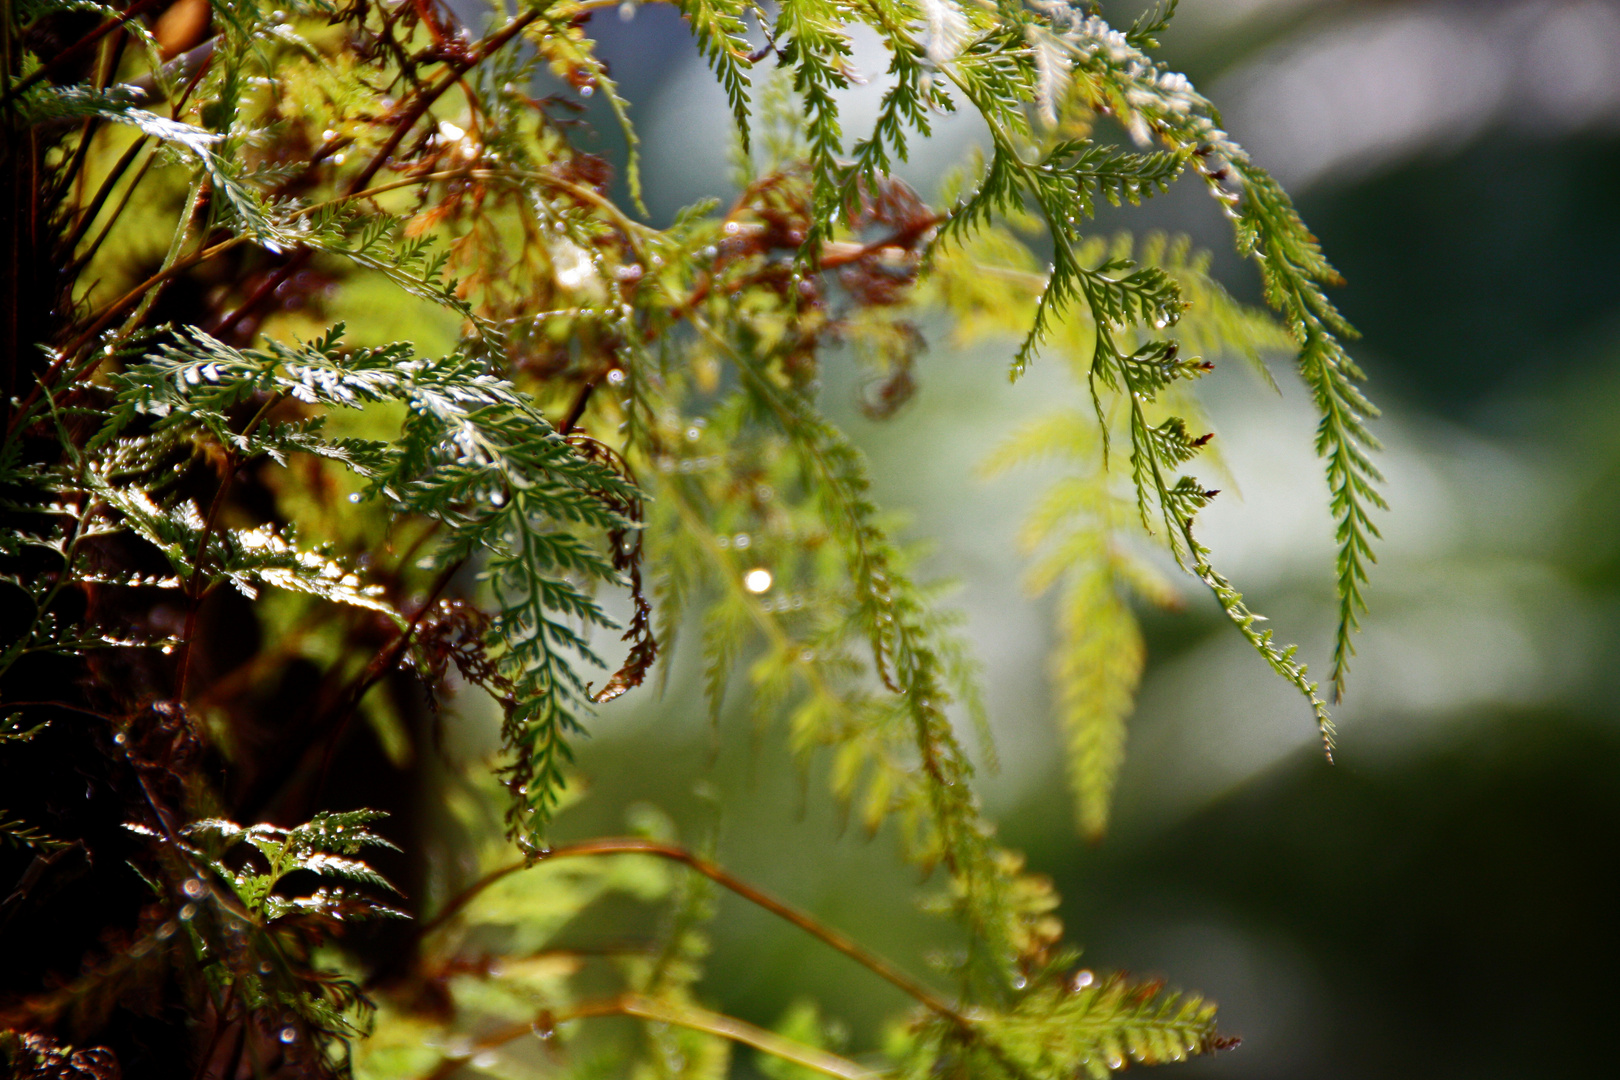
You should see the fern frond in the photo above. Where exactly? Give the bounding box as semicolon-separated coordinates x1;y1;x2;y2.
678;0;756;151
0;813;70;852
98;324;640;830
1053;559;1143;843
979;973;1220;1078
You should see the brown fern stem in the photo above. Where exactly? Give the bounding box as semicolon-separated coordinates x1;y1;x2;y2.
407;837;968;1026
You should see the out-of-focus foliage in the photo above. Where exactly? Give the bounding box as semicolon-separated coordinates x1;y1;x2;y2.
0;0;1374;1075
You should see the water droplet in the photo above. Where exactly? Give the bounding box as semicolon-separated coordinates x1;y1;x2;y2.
579;85;594;97
259;961;273;974
183;878;205;898
618;0;634;19
279;1027;297;1044
114;732;126;744
348;492;362;503
473;1052;499;1068
156;921;176;940
743;568;772;594
686;427;701;441
606;368;626;386
732;534;750;549
1071;969;1095;990
179;903;197;921
716;536;730;549
532;1016;555;1040
1011;975;1027;989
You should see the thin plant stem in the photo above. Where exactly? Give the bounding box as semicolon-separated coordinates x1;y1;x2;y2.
417;994;880;1080
412;836;967;1026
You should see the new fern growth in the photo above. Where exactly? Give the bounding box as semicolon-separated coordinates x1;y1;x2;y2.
1;0;1377;1076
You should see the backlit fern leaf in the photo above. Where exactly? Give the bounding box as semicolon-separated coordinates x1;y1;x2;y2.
1052;568;1141;842
983;412;1166;842
97;324;638;831
979;974;1219;1078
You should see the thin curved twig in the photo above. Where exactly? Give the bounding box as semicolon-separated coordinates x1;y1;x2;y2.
417;993;880;1080
411;836;966;1026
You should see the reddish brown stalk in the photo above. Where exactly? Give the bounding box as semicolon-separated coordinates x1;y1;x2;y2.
417;994;879;1080
409;836;965;1025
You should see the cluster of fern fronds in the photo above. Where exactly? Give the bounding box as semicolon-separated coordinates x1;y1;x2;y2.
0;0;1374;1075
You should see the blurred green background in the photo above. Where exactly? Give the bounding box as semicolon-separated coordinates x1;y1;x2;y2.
468;2;1620;1077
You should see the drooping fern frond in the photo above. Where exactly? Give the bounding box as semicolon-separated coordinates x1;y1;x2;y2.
947;223;1333;829
676;0;756;151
